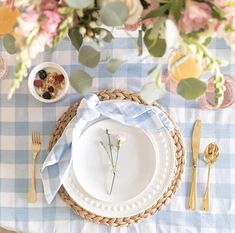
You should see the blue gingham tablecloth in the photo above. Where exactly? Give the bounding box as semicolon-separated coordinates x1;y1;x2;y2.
0;30;235;233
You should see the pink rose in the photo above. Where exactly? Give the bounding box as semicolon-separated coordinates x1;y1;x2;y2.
178;0;212;34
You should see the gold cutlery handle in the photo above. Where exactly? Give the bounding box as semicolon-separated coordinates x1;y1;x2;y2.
188;165;197;210
28;158;37;203
202;164;211;211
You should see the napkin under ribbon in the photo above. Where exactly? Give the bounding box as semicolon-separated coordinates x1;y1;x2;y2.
41;94;174;204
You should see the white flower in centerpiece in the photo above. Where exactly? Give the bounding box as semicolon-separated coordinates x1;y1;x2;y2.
99;0;143;24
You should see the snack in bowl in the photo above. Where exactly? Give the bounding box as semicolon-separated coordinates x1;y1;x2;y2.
28;62;69;103
33;69;65;100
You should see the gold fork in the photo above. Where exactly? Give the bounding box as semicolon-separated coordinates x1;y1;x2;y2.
28;131;41;203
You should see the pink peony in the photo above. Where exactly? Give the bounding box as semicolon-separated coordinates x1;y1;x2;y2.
214;0;225;7
40;0;59;11
21;9;38;24
41;10;62;39
178;0;212;34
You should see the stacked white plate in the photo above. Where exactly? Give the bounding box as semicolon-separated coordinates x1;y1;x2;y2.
63;118;176;217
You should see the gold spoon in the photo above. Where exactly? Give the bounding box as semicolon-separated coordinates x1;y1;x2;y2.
202;143;219;211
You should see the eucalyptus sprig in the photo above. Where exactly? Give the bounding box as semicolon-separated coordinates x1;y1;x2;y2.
100;129;126;195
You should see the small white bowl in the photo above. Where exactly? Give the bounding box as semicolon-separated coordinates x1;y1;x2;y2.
28;62;69;103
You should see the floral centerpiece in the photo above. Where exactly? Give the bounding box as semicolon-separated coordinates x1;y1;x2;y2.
2;0;235;107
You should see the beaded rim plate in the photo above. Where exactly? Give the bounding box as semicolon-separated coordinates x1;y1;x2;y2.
63;117;176;218
48;89;185;226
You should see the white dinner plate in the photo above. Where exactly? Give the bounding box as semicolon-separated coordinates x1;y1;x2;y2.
63;118;176;218
72;119;157;203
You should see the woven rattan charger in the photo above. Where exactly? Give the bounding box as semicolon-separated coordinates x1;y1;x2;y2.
48;89;185;227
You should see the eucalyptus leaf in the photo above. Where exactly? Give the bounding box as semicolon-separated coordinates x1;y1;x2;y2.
100;29;114;42
66;0;94;9
69;70;93;94
68;28;83;51
79;46;100;68
137;30;143;56
144;29;166;57
203;37;212;46
142;4;169;20
3;34;16;54
140;82;165;104
106;58;125;73
149;64;162;87
148;18;164;40
170;0;185;21
147;66;157;76
100;2;129;26
177;78;207;100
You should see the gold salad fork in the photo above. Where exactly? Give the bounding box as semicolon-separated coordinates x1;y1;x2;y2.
28;131;41;203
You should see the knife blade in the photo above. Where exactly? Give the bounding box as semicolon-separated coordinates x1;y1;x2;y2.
188;119;201;210
192;120;201;165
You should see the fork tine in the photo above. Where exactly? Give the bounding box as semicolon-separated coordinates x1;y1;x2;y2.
32;131;35;144
32;131;41;145
37;131;41;145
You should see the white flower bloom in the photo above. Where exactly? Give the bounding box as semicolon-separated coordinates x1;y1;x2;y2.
117;134;126;142
79;27;86;35
99;0;143;24
89;21;97;29
99;29;107;39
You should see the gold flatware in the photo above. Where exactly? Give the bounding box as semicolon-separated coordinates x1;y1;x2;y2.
28;131;41;203
201;143;219;211
188;120;201;210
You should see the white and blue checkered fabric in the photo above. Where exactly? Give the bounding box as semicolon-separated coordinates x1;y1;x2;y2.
0;29;235;233
41;93;173;204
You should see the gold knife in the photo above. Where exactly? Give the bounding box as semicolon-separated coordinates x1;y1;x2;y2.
188;120;201;210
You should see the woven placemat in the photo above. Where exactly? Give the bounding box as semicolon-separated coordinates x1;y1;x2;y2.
48;89;185;227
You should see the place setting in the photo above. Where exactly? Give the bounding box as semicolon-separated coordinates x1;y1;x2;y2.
0;0;234;232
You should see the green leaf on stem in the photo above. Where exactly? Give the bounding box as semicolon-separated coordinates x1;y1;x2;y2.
150;64;162;87
142;3;169;20
96;28;114;42
203;37;212;46
144;29;166;57
79;46;100;68
170;0;185;21
69;70;93;94
141;63;164;104
140;82;165;104
68;28;83;51
177;78;207;100
137;30;143;56
100;2;129;26
65;0;94;9
106;58;125;73
3;34;16;54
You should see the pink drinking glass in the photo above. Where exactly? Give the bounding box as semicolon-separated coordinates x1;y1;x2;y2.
199;74;235;110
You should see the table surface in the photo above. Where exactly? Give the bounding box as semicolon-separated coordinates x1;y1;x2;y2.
0;31;235;233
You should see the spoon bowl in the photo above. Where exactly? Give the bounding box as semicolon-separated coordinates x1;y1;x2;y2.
202;142;219;211
204;143;219;164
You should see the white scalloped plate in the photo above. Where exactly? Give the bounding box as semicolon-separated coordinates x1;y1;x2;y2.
63;119;176;218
